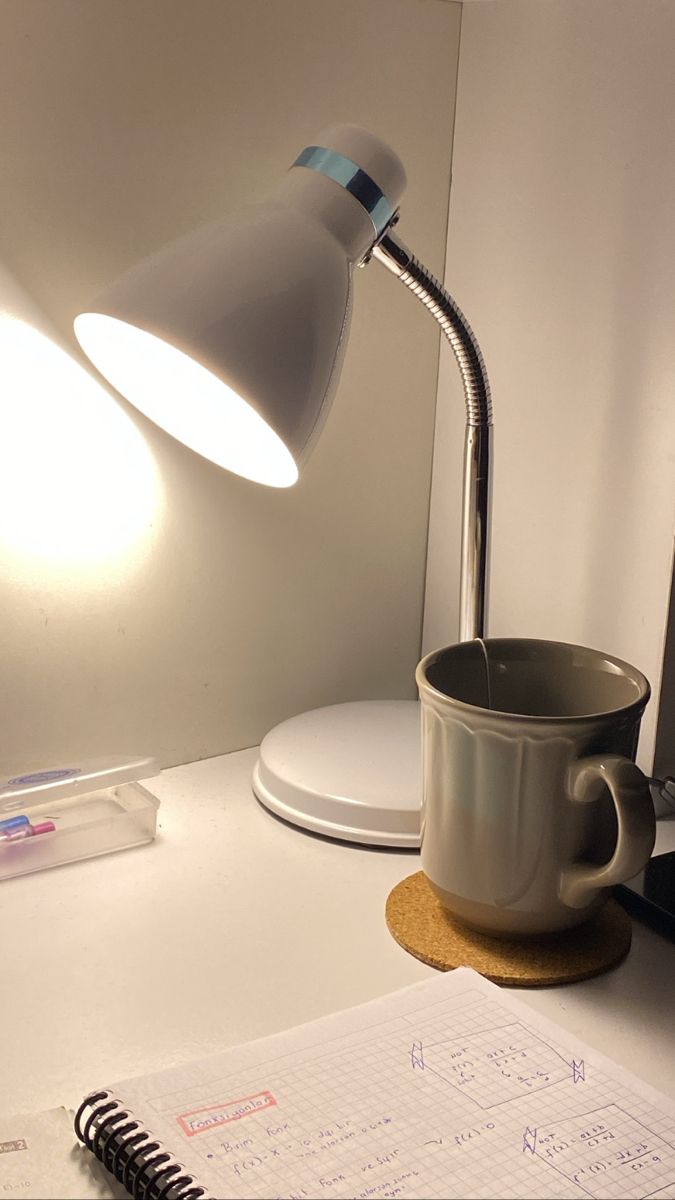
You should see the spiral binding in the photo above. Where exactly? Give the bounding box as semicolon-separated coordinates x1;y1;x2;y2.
74;1090;208;1200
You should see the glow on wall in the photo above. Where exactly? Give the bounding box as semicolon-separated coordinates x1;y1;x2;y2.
0;267;161;577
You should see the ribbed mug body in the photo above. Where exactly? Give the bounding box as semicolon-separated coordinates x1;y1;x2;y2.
417;639;648;936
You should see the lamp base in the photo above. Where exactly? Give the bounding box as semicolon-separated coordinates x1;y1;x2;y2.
252;700;421;847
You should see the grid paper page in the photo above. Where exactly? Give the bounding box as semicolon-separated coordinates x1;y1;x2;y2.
105;969;675;1199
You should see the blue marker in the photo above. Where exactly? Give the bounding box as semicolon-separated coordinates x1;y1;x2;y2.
0;815;30;832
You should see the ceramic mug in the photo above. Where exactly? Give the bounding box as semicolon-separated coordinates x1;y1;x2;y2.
416;638;656;936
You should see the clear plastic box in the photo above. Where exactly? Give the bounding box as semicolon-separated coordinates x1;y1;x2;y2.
0;757;160;881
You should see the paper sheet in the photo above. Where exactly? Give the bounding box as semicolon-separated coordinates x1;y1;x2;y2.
105;968;675;1199
0;1106;125;1200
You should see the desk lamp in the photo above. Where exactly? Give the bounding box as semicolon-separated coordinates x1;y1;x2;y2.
74;125;492;847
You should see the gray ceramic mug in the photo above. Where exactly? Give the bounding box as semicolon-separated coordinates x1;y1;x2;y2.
416;638;656;936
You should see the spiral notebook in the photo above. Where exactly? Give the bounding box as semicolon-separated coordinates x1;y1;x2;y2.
75;967;675;1200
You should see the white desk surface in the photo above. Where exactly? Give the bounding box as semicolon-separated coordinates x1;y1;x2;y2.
2;749;675;1124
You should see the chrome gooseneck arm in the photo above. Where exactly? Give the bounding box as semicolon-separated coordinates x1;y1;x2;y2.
372;225;492;641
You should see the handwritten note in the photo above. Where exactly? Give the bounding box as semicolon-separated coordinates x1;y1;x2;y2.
104;969;675;1199
526;1104;675;1197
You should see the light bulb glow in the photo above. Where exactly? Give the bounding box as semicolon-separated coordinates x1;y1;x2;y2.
74;314;299;488
0;315;160;570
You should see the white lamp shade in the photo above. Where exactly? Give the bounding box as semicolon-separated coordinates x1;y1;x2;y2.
74;124;406;486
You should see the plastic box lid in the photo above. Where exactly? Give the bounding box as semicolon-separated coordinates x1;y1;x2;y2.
0;756;159;815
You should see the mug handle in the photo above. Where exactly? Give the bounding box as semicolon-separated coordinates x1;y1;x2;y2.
559;754;655;910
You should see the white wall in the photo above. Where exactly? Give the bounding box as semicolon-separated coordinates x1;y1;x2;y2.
0;0;461;771
424;0;675;769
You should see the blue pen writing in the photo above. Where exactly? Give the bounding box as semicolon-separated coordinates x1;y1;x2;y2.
0;815;30;832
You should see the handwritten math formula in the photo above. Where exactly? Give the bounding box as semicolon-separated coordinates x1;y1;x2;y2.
411;1020;575;1107
524;1104;675;1199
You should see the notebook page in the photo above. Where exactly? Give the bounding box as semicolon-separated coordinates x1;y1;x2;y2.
106;968;675;1200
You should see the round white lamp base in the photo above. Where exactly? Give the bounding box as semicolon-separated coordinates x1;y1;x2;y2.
252;700;422;847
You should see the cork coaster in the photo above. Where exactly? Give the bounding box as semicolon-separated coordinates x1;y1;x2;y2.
385;871;632;987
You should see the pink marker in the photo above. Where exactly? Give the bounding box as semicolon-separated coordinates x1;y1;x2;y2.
0;820;55;843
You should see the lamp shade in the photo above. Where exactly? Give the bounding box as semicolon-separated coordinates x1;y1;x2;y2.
74;124;406;487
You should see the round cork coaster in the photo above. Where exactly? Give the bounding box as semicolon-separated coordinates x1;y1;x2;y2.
385;871;632;987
